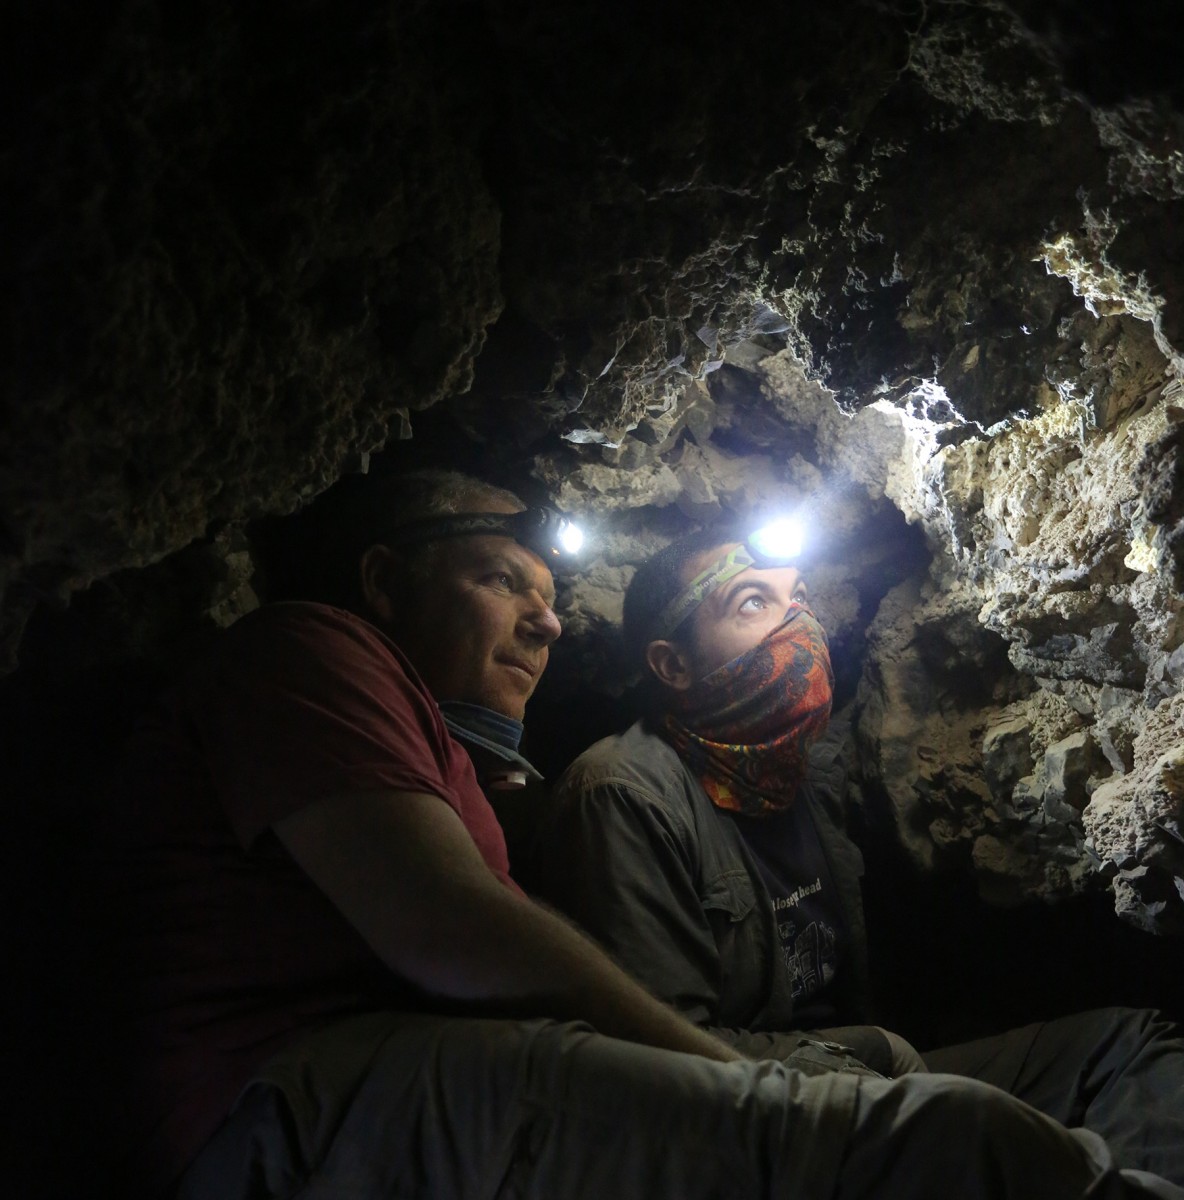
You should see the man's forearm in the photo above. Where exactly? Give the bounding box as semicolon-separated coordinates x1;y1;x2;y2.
416;880;743;1063
275;789;742;1064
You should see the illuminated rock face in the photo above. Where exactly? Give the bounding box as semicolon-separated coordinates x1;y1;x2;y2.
832;313;1183;932
2;2;1182;929
543;340;1183;934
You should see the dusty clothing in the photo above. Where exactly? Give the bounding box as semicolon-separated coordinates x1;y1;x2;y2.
533;720;1184;1184
532;719;872;1052
99;602;516;1195
177;1010;1184;1200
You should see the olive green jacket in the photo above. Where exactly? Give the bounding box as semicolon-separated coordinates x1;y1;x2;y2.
531;719;872;1058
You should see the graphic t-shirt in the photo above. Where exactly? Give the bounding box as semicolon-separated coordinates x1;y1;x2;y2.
731;800;849;1026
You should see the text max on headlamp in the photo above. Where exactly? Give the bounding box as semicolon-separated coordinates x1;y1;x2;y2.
652;516;806;641
385;507;586;563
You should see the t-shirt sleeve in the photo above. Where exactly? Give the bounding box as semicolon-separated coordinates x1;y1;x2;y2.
184;604;471;848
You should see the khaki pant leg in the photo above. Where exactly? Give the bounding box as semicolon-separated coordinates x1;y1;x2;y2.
923;1008;1184;1184
178;1010;858;1200
178;1011;1184;1200
837;1072;1184;1200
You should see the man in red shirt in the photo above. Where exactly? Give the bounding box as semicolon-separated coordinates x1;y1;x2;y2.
106;470;1183;1200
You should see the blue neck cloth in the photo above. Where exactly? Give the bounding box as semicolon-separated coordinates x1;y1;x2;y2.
438;701;543;789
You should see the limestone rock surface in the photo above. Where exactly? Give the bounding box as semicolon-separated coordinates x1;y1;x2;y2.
3;0;1183;931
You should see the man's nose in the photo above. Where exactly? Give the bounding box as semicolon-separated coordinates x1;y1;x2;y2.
519;594;562;646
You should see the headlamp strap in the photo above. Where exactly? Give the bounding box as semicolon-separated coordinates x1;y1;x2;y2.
383;508;575;561
652;545;757;641
385;512;520;549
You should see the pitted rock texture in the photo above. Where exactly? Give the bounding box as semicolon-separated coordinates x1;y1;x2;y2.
1083;694;1184;933
533;336;1182;932
3;1;1183;931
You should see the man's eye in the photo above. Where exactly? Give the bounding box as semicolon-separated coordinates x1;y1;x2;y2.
738;594;768;613
485;572;514;589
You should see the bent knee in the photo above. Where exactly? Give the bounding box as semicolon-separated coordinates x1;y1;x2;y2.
843;1074;1103;1197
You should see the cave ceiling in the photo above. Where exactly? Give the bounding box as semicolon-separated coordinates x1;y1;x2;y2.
3;0;1183;931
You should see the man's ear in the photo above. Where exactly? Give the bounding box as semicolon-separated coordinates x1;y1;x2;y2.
644;639;695;691
359;544;401;625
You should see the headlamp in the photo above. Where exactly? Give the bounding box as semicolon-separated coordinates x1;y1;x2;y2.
385;506;586;564
746;516;804;563
651;516;806;641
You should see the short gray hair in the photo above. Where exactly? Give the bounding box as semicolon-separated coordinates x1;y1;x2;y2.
376;469;524;528
252;468;526;611
374;469;525;590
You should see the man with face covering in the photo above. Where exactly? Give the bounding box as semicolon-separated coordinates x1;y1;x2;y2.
532;525;1184;1184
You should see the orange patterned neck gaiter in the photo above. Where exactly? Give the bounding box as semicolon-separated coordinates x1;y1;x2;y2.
661;604;833;816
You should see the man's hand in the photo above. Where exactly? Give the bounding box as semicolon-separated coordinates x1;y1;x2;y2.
274;789;743;1064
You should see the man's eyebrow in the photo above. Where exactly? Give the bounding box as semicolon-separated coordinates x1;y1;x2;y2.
714;574;776;609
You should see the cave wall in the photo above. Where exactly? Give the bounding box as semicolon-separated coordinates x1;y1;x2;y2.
3;0;1183;945
514;323;1183;935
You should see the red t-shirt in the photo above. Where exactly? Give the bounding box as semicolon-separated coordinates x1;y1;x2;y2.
97;603;518;1194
